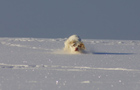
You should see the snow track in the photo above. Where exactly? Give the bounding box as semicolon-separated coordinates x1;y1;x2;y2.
0;63;139;72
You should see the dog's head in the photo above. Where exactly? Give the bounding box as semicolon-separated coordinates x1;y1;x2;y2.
64;35;86;53
69;41;85;52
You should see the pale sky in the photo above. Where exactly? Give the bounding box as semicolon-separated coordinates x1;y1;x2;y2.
0;0;140;40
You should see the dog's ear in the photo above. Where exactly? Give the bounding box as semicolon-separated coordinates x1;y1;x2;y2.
80;42;86;50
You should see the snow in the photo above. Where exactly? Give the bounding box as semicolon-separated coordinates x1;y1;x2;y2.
0;38;140;90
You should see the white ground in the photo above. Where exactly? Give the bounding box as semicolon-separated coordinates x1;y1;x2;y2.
0;38;140;90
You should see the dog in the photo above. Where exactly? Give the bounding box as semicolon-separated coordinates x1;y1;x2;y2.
64;35;85;53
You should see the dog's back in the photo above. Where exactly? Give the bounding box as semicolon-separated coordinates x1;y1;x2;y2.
68;35;81;42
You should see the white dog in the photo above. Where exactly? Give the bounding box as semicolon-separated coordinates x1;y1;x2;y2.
64;35;85;53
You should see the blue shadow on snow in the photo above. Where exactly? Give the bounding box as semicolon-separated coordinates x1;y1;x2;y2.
92;52;134;55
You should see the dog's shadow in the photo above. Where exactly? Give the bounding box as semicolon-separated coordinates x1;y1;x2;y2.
52;49;135;55
91;52;134;55
84;50;134;55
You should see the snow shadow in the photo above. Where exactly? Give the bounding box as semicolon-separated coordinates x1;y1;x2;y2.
51;50;135;55
92;52;134;55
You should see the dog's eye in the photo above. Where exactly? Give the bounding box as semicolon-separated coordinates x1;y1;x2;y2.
78;45;81;47
73;44;76;46
71;43;76;47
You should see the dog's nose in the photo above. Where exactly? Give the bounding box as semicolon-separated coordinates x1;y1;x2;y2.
75;48;78;51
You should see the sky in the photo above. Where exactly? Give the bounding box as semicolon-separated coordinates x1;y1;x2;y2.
0;0;140;40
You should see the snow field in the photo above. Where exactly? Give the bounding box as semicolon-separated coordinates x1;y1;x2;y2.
0;38;140;90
